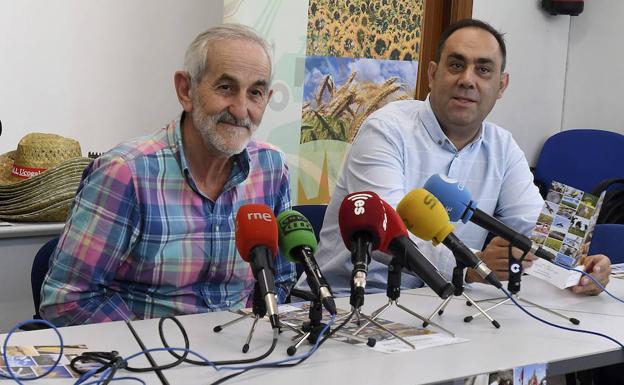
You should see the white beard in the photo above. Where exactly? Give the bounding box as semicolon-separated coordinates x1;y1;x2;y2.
191;95;257;157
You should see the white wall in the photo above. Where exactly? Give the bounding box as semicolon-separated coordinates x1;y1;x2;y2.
474;0;624;165
473;0;571;165
1;1;618;165
563;0;624;134
0;0;222;155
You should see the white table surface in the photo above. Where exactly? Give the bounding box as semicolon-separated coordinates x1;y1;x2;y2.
2;277;624;385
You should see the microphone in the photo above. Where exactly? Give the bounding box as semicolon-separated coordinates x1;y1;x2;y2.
277;210;337;315
338;191;387;308
424;174;554;262
396;188;502;289
235;204;280;329
377;200;455;299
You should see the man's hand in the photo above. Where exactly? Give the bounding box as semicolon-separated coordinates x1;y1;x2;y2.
466;236;536;283
570;254;611;295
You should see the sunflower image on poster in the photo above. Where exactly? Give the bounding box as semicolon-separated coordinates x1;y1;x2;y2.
298;0;423;204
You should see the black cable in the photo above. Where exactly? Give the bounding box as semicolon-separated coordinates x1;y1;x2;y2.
70;316;189;376
102;355;127;385
159;315;278;366
209;311;355;385
70;351;121;375
125;320;170;385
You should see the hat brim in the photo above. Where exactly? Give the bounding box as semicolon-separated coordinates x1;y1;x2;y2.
0;188;78;214
0;156;90;222
0;198;74;222
0;154;90;188
0;160;88;198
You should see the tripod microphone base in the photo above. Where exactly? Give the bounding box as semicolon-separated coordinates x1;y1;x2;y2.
287;321;328;356
463;315;500;328
213;311;266;353
287;304;377;355
467;293;581;325
349;307;413;349
424;292;501;329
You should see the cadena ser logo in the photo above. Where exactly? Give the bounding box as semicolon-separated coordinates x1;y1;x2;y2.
347;193;373;215
423;192;437;210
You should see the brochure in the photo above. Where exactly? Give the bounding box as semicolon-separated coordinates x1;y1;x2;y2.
0;345;88;380
525;181;604;289
275;303;468;354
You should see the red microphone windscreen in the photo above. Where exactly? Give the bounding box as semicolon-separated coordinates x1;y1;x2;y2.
235;204;278;261
338;191;387;250
378;200;409;253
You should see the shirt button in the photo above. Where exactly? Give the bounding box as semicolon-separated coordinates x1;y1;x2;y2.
215;226;219;231
437;140;443;145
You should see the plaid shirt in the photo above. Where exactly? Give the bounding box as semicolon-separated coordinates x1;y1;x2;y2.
40;115;296;326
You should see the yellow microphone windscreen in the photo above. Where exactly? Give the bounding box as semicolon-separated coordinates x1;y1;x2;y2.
396;188;455;246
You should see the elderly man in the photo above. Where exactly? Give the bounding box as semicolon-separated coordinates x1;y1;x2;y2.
301;18;610;296
41;24;296;325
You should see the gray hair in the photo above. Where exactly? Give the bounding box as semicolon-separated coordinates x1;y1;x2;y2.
184;23;273;86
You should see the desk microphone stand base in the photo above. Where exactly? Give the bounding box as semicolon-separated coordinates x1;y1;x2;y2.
466;256;580;325
423;265;501;329
213;311;265;353
356;258;455;338
347;306;414;348
285;299;376;356
425;291;501;329
213;284;270;353
465;293;580;325
358;299;455;337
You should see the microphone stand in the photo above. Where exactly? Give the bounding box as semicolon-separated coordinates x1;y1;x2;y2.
464;250;580;325
353;257;455;340
338;272;419;349
344;304;415;348
213;282;272;353
285;289;375;355
423;261;501;328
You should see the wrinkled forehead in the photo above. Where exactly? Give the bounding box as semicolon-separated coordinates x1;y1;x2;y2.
207;38;272;80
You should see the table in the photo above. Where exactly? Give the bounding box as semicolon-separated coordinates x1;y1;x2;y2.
2;276;624;384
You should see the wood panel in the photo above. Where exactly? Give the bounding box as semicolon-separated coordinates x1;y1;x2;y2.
416;0;473;100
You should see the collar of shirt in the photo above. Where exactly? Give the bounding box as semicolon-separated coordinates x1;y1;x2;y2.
419;95;485;154
171;112;252;199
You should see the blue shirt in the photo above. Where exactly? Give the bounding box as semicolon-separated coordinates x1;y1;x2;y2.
299;97;544;295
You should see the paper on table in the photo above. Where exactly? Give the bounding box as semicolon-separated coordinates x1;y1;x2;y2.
0;345;88;380
276;303;468;354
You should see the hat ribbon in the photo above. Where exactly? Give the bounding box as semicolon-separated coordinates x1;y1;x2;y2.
11;163;47;179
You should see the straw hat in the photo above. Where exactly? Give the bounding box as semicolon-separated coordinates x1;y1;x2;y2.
0;133;91;222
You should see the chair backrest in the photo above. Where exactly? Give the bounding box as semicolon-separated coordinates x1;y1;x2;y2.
292;204;328;242
592;178;624;225
533;129;624;195
588;224;624;264
31;237;59;319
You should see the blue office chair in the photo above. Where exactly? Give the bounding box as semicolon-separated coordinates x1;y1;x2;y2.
533;129;624;196
22;236;59;330
588;224;624;264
